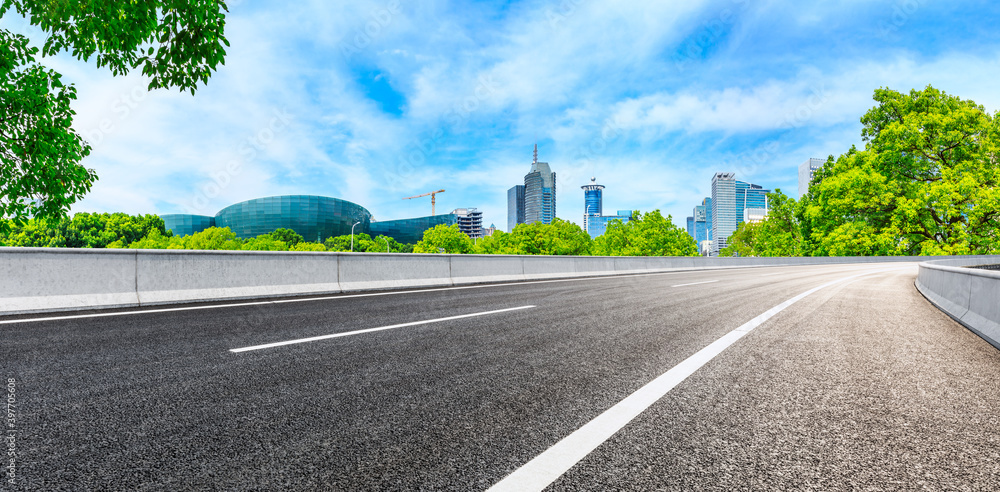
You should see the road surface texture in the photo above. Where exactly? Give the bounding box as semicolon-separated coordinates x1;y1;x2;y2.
2;263;999;491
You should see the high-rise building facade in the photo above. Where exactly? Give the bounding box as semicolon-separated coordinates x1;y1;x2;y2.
524;145;556;224
452;208;484;239
582;177;603;217
581;177;604;234
798;157;825;198
685;197;712;243
711;173;769;256
580;177;634;238
507;185;525;232
686;197;714;255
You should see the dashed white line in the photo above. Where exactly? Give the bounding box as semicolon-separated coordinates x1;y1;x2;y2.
487;268;901;492
671;280;718;288
229;305;535;353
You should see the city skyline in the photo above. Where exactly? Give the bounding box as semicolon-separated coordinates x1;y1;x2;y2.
7;1;1000;230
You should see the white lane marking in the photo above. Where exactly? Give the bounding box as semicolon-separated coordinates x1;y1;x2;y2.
672;280;718;288
487;268;903;492
0;271;699;325
229;305;535;353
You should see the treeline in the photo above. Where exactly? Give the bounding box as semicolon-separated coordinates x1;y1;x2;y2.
722;86;1000;257
0;213;413;252
415;211;697;256
0;210;700;257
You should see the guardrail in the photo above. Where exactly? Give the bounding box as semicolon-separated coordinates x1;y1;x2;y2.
1;247;997;317
916;258;1000;349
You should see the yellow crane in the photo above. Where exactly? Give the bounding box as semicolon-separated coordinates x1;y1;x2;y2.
402;189;446;216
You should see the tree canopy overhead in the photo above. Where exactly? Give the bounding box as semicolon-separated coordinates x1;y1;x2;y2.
1;0;230;231
3;0;231;92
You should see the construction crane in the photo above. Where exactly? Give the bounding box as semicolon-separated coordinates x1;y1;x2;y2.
402;189;446;216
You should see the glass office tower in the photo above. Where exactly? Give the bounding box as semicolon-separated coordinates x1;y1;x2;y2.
524;145;556;225
686;197;713;255
581;177;604;234
711;173;769;256
507;185;525;232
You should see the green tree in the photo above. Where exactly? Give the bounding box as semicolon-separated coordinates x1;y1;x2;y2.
473;230;519;255
720;190;804;257
414;224;473;254
0;212;169;248
179;226;243;250
480;219;592;255
291;242;327;252
1;1;230;230
0;217;67;247
124;229;176;249
372;235;409;253
265;228;303;247
64;212;168;248
799;86;1000;255
241;236;287;251
325;232;377;252
592;210;697;256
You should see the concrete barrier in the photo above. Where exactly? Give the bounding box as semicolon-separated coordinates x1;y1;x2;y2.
916;257;1000;349
523;256;582;280
338;253;452;292
452;255;524;285
2;246;1000;317
136;250;341;305
572;256;617;277
0;248;139;314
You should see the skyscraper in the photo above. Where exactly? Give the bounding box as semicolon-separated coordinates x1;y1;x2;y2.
686;197;713;255
798;157;825;198
507;185;525;232
581;177;604;232
711;172;769;256
524;144;556;224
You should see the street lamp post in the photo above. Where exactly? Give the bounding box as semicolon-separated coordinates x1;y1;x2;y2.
351;221;361;252
382;236;390;253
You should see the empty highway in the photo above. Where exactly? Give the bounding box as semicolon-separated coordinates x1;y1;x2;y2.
3;263;1000;490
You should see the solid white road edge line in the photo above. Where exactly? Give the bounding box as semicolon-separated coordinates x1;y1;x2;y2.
671;280;718;287
486;268;902;492
229;305;536;353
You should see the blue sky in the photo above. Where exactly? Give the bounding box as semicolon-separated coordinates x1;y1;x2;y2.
5;0;1000;231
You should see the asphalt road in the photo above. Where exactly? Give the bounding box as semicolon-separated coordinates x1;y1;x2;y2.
2;263;1000;491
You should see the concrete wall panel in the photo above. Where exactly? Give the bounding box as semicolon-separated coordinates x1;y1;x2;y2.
136;250;340;305
522;256;581;279
451;255;524;285
0;248;138;314
339;253;451;291
917;257;1000;349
